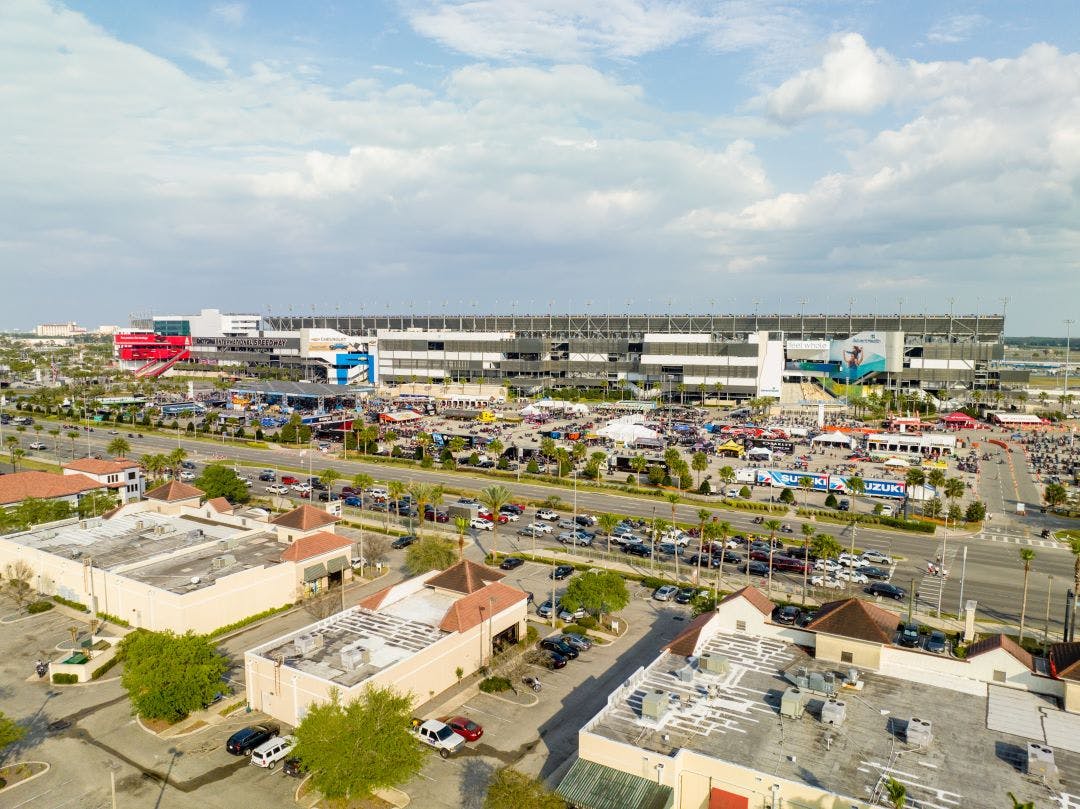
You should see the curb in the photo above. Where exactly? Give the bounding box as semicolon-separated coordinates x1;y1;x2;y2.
0;761;51;794
375;786;411;808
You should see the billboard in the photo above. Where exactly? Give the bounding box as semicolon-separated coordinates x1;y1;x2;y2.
757;470;829;491
829;332;887;382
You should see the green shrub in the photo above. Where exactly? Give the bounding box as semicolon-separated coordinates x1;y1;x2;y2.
561;624;594;638
640;576;667;591
479;676;512;693
220;700;247;716
52;594;88;612
96;612;131;628
91;656;119;680
209;603;293;638
824;492;838;508
575;615;599;630
27;600;54;614
52;673;78;685
524;625;539;645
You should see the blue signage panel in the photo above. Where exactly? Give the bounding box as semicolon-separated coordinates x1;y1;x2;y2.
759;470;829;491
829;475;907;498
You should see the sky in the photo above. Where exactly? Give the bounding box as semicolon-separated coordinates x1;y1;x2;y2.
1;1;1078;334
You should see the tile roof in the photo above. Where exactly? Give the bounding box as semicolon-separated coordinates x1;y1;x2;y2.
1048;642;1080;682
64;457;139;476
204;497;234;514
719;585;774;616
0;471;104;506
425;559;504;595
279;531;353;563
438;581;527;633
806;597;900;645
144;480;205;502
967;633;1034;671
666;610;717;658
270;504;340;531
358;583;395;611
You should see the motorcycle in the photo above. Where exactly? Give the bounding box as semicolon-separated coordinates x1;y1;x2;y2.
522;675;542;693
35;659;48;678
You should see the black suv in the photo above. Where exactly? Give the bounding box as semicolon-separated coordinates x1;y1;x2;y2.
258;471;276;482
226;724;279;755
551;564;575;580
898;622;921;647
866;582;906;601
391;534;418;549
539;637;578;659
623;543;652;558
499;557;525;571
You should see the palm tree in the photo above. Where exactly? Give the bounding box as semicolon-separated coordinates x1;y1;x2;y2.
943;477;965;523
691;452;708;489
884;777;907;809
454;516;469;560
408;482;435;538
695;508;712;583
665;491;680;530
487;438;504;462
166;447;187;479
800;523;816;604
1069;538;1080;638
763;519;782;595
141;453;168;485
387;479;406;531
1018;548;1036;643
653;518;672;581
5;435;18;468
479;485;512;561
66;430;79;459
48;428;60;464
629;455;647;486
846;475;865;563
904;468;926;517
1007;792;1035;809
811;533;842;562
10;448;25;471
798;475;813;512
106;437;131;458
597;513;619;556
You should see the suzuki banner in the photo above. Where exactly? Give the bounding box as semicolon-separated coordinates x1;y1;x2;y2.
757;470;829;491
829;475;907;499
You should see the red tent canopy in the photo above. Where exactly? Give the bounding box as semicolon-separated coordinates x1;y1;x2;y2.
943;411;976;425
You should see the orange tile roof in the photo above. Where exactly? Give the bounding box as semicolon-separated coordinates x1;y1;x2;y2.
270;504;340;531
205;497;234;514
358;584;395;611
1048;642;1080;682
967;633;1034;671
144;480;205;502
439;581;527;633
64;457;139;476
279;531;353;562
666;611;717;657
806;598;901;645
719;585;774;616
0;471;104;506
425;559;505;595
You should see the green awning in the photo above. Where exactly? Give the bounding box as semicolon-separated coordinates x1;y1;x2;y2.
556;758;673;809
325;556;348;574
303;563;327;582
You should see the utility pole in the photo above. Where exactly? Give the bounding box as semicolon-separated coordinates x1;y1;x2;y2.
1065;319;1074;401
1044;576;1053;648
936;517;948;619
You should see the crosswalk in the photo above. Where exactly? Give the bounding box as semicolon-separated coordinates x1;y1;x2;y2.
977;525;1060;549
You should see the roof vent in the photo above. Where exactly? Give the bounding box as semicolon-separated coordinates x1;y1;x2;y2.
904;717;932;746
1026;742;1057;780
340;645;370;670
640;690;669;722
294;633;322;654
210;554;236;571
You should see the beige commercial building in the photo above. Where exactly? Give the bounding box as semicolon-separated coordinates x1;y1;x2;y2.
245;559;528;726
63;457;146;503
557;587;1080;809
0;483;356;634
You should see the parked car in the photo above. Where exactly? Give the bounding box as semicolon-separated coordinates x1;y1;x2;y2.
925;630;949;654
526;521;554;534
771;556;809;573
860;550;893;566
652;584;679;601
536;509;560;521
551;564;575;580
250;735;296;770
533;649;568;669
282;757;306;778
28;441;47;450
898;622;921;647
814;558;841;573
837;499;850;511
499;557;525;571
518;525;546;538
866;582;906;600
558;605;586;622
281;475;299;485
344;495;362;507
226;724;280;756
623;542;652;558
773;605;802;625
180;471;196;481
810;575;843;590
560;633;592;651
411;719;467;758
743;560;769;576
836;569;869;584
837;553;865;568
674;587;695;605
797;610;817;627
539;637;579;659
470;518;493;531
317;492;340;502
861;565;890;580
391;534;418;549
440;715;484;742
536;598;560;618
258;471;276;481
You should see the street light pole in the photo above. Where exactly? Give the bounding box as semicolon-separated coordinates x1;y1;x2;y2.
937;517;948;618
1065;319;1074;402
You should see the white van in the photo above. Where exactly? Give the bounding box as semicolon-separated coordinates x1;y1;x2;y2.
250;735;296;770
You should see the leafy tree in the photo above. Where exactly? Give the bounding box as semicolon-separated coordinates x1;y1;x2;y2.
0;560;35;610
118;630;228;722
964;501;986;523
194;464;250;503
778;487;795;504
484;768;566;809
561;569;629;617
884;777;906;809
293;686;426;801
738;485;751;499
526;459;540;474
646;465;666;486
77;491;119;518
824;492;838;508
106;437;131;458
923;497;943;519
280;414;313;445
405;537;456;575
1044;482;1068;509
0;710;26;752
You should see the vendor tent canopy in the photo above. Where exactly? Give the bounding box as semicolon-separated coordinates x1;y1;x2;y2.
943;411;977;426
378;410;422;423
811;433;856;448
715;440;745;457
519;405;542;417
883;457;909;467
747;447;772;459
597;417;659;444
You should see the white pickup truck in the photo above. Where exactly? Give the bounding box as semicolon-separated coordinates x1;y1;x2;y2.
410;719;465;758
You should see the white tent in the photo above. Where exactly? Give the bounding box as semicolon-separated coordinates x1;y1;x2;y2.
811;433;855;449
747;447;772;460
519;404;542;417
597;419;658;444
565;403;590;415
883;457;909;468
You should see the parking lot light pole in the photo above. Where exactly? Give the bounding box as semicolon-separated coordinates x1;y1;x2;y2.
1065;319;1074;400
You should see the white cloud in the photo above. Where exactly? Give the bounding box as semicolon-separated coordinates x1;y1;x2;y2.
763;33;900;123
212;3;247;26
927;14;986;45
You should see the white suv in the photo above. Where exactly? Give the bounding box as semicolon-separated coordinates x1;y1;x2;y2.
536;509;560;521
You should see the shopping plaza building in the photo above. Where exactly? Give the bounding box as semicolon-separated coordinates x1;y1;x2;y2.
115;309;1027;399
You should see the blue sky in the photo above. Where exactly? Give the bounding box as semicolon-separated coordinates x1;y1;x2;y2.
2;1;1078;333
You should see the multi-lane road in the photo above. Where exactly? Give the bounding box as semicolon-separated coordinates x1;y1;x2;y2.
18;425;1080;634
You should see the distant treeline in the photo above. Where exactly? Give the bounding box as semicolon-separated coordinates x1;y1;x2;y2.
1006;337;1075;348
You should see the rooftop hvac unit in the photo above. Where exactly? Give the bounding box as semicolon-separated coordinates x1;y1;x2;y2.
294;634;321;654
135;520;144;530
210;553;236;571
154;525;167;535
340;646;370;670
905;717;932;746
1026;743;1058;779
217;537;240;550
793;667;809;690
700;653;730;676
641;690;669;722
820;699;847;726
780;688;805;719
675;664;695;683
